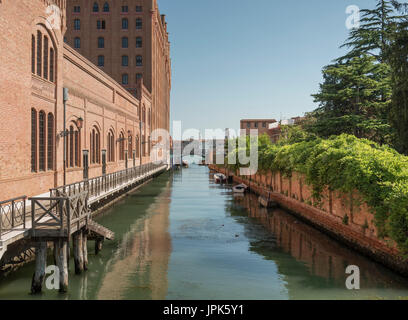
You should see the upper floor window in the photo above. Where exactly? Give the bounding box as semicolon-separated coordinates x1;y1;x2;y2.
246;122;250;129
98;37;104;48
98;55;105;67
122;6;128;12
136;18;142;29
136;6;142;12
122;18;128;30
75;37;81;48
262;122;267;128
73;6;80;13
136;37;142;48
136;55;142;66
74;19;80;30
97;20;106;29
93;2;99;12
122;37;128;48
122;55;129;67
103;2;110;12
122;74;129;85
32;28;56;82
255;122;258;128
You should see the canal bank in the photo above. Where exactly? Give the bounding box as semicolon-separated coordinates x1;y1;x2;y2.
1;164;408;299
209;164;408;277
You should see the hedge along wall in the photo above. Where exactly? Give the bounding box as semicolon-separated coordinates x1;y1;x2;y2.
225;134;408;254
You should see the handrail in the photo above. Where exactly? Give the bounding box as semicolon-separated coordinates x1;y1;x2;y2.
0;196;28;239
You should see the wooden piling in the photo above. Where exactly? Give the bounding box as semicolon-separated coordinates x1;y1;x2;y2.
82;230;88;271
31;241;47;294
54;239;68;292
72;231;84;274
95;238;103;255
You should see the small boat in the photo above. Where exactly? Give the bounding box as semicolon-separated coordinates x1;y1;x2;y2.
258;194;278;208
232;184;248;194
199;160;206;166
182;160;189;168
214;173;227;184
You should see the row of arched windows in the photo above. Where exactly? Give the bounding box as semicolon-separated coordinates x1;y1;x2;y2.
93;2;110;13
31;30;55;82
31;109;54;172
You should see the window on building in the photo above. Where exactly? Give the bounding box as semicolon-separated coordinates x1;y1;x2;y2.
119;132;125;160
74;6;80;13
246;122;250;129
255;122;258;128
128;134;133;159
136;18;142;29
74;37;81;48
103;2;110;12
97;20;106;29
74;19;80;30
31;35;35;74
142;135;145;156
135;135;139;158
90;126;100;164
136;37;142;48
107;130;115;162
136;55;142;66
122;18;128;30
43;36;48;80
136;5;142;12
122;37;128;48
98;37;104;48
262;122;266;128
39;111;46;171
97;55;105;67
64;36;67;43
122;55;128;66
136;73;142;80
122;6;128;12
31;109;37;172
37;31;42;77
49;48;54;82
93;2;99;12
47;113;54;170
122;74;129;84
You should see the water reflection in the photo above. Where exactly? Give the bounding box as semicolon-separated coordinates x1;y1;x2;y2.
227;192;408;299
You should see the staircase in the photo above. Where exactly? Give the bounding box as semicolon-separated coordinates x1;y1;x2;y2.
88;220;114;240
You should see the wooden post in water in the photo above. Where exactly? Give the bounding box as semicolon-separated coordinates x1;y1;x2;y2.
31;241;47;294
54;239;68;292
82;230;88;271
95;238;103;255
73;231;84;274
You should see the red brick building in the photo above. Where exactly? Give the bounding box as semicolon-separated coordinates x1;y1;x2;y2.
240;119;277;136
0;0;171;201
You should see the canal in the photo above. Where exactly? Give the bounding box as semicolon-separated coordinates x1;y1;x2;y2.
1;161;408;300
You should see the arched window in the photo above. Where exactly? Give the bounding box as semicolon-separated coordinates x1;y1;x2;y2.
142;107;146;123
136;55;142;66
122;74;129;85
31;35;36;74
66;122;81;168
93;2;99;12
136;18;142;29
98;37;104;48
103;2;110;12
122;55;128;66
47;113;54;170
38;111;46;171
107;130;115;162
75;37;81;48
135;135;139;158
122;18;128;29
148;136;151;155
74;19;81;30
90;126;100;164
49;48;54;82
43;36;48;80
148;109;151;126
98;55;105;67
142;135;146;156
122;37;128;48
128;133;133;159
31;109;37;172
37;31;42;77
119;132;125;161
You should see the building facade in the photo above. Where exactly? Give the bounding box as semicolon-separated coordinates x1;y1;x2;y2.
64;0;171;135
0;0;171;201
240;119;277;136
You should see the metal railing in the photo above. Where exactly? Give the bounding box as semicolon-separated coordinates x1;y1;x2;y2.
0;196;28;238
51;162;165;200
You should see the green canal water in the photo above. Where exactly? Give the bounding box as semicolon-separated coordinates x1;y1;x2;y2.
1;161;408;300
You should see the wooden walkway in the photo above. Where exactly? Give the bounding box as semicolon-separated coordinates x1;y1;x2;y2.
0;163;168;292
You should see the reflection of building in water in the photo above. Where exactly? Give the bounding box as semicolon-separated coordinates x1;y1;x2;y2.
230;193;408;298
96;181;172;300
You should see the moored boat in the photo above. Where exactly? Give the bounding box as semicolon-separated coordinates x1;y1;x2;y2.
232;184;248;193
182;160;189;168
258;195;278;208
214;173;227;184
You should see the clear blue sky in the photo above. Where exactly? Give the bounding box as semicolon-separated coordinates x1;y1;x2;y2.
159;0;373;134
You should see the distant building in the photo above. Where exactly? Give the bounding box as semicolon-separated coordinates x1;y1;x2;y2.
268;117;305;143
240;119;277;136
